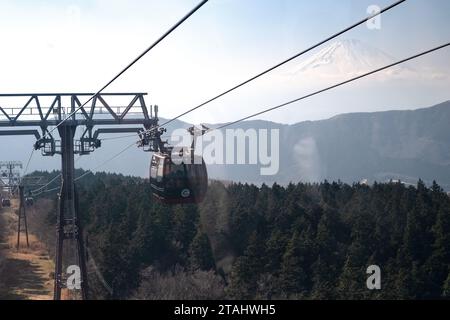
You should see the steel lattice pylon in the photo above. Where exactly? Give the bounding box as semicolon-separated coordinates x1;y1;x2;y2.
0;161;22;195
0;93;159;300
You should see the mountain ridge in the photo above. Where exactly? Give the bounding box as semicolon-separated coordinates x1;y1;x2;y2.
203;100;450;189
1;101;450;190
199;99;450;129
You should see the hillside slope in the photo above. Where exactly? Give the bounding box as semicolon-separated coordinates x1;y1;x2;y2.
206;101;450;188
0;200;53;300
2;101;450;189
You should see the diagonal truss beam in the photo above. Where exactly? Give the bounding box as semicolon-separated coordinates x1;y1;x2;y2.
0;92;158;156
0;93;153;127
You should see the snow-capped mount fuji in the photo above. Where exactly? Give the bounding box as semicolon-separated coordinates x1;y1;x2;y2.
291;39;407;78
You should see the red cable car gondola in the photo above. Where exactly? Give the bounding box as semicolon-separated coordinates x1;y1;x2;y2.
148;125;208;204
150;149;207;204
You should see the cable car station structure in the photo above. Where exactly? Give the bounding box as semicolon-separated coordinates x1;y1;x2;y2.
0;92;161;299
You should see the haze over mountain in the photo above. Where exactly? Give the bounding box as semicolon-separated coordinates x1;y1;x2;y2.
204;100;450;190
1;100;449;191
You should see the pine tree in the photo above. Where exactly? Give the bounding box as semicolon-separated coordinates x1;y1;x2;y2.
443;272;450;298
279;230;314;298
228;232;266;299
189;231;216;271
336;244;366;299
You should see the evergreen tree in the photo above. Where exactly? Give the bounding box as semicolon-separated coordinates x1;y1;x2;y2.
228;232;266;299
33;170;450;300
189;231;216;271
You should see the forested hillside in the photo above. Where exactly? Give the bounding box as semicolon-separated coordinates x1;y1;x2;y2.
33;171;450;299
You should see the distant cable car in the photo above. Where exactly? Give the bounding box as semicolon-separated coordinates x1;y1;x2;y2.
26;197;34;206
2;198;11;207
148;126;208;204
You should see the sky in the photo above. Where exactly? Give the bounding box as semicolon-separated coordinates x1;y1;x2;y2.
0;0;449;174
0;0;449;125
